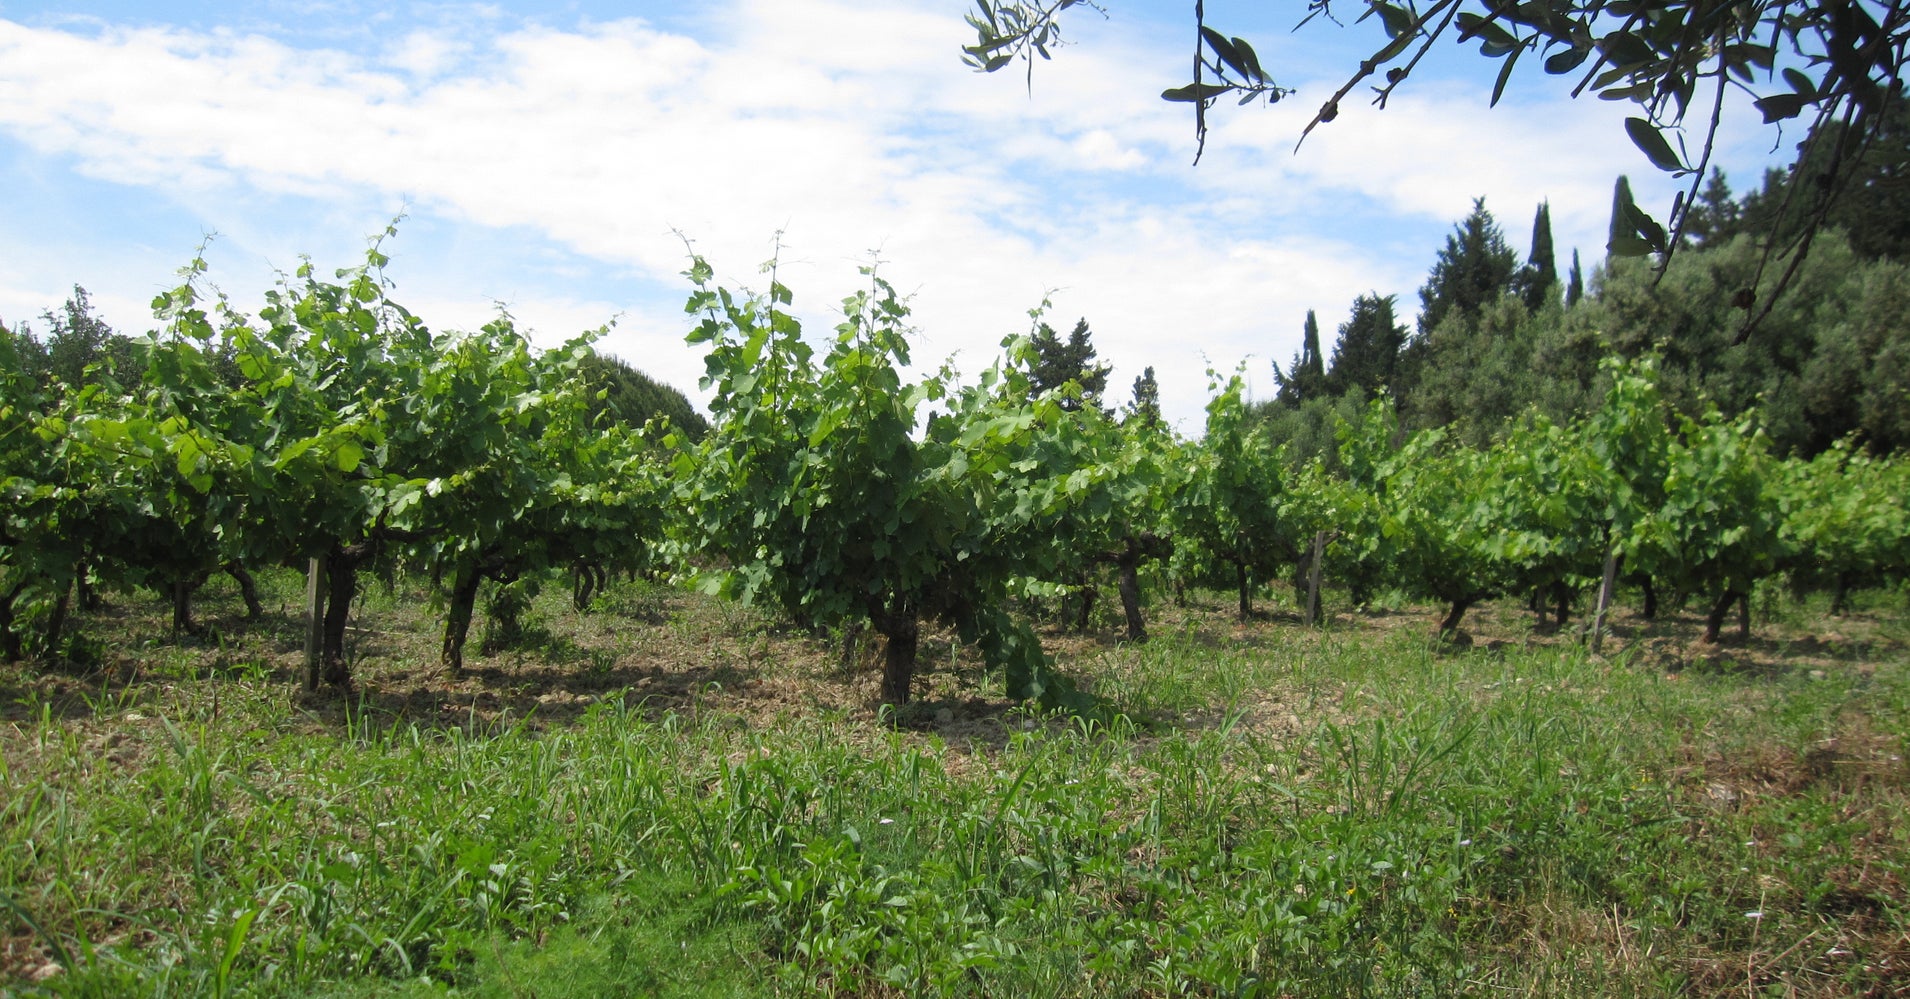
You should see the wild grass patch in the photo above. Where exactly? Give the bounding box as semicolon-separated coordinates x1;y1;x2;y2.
3;572;1905;995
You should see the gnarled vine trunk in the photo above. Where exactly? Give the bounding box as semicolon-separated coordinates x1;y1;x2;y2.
1072;577;1097;634
228;563;264;619
875;610;919;706
320;542;370;689
1438;597;1472;638
442;565;484;675
0;580;25;662
1116;561;1145;642
43;582;72;660
571;560;609;612
1105;531;1170;642
1235;561;1252;620
1703;588;1746;643
171;578;202;637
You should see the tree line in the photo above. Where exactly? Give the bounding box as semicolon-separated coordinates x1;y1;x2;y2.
1262;103;1909;462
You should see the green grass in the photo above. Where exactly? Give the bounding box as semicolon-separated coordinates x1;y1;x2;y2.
2;571;1906;996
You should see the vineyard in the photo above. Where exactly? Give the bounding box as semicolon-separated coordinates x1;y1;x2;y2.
3;244;1907;694
2;246;1909;995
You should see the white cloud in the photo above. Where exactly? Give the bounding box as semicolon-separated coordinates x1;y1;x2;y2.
0;2;1790;431
381;29;470;78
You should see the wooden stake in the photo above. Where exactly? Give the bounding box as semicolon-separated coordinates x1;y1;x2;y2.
303;555;326;692
1305;530;1326;627
1588;548;1619;653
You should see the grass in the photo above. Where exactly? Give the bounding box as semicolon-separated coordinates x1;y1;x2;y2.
2;570;1906;996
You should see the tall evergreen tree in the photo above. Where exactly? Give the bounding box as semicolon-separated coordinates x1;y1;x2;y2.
1513;201;1558;312
1127;365;1163;428
1607;175;1639;258
577;351;710;441
38;286;135;389
1029;317;1111;412
1417;198;1518;337
1566;249;1585;307
1680;169;1742;248
1325;293;1407;397
1273;309;1328;407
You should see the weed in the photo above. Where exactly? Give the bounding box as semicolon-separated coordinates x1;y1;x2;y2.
1;569;1904;996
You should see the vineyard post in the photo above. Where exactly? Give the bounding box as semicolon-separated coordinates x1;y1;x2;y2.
303;555;325;692
1305;530;1326;627
1588;548;1619;653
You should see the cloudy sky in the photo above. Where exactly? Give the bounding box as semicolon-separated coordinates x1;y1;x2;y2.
0;1;1793;431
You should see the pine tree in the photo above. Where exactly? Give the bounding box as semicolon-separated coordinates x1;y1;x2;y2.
1127;365;1163;427
1273;309;1328;407
1029;317;1111;412
1325;293;1407;397
1680;169;1742;248
1513;201;1558;312
1566;249;1585;307
39;286;135;389
1417;198;1518;336
578;351;711;440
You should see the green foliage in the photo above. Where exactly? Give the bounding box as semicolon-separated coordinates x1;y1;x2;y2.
1273;309;1328;409
1324;293;1407;398
1406;295;1545;443
0;233;676;681
1377;427;1507;631
1588;229;1896;456
1254;388;1374;473
1021;390;1185;639
1514;201;1558;312
1417;198;1519;338
1176;372;1296;617
1778;441;1910;603
1737;95;1910;261
672;256;1071;704
1631;407;1787;619
1475;415;1616;607
1026;316;1110;413
1124;365;1162;429
31;287;139;393
1798;256;1910;453
575;350;709;441
1679;169;1744;250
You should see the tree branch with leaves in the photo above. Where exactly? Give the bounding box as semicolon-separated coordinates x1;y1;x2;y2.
965;0;1908;338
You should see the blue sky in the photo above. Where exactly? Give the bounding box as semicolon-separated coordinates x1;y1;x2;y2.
0;1;1793;431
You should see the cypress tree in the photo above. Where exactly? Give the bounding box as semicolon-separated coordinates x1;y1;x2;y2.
1607;175;1639;257
1274;309;1328;407
1566;249;1585;307
1515;201;1558;312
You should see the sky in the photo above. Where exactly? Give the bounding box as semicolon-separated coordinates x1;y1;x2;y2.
0;0;1795;432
